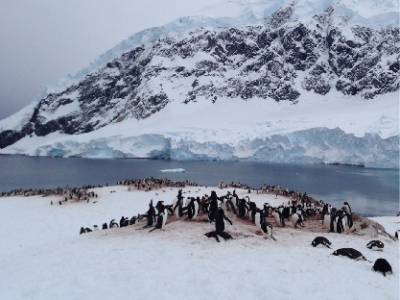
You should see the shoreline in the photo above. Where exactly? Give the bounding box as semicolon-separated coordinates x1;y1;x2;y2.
1;152;399;170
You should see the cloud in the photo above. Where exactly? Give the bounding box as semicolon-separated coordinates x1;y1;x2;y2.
0;0;221;120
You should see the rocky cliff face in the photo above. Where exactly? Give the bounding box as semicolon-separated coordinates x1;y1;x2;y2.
0;5;399;159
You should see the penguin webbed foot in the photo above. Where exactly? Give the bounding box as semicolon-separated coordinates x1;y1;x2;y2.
205;231;220;242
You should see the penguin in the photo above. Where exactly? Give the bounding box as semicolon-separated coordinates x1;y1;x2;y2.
84;227;92;233
323;212;331;229
144;200;156;228
372;258;392;276
187;198;199;220
290;212;304;228
366;240;384;251
332;248;368;261
311;236;331;248
343;202;352;215
208;191;219;222
272;209;284;227
129;216;137;225
120;216;129;227
173;191;186;219
150;206;168;232
237;198;248;219
109;219;119;228
255;210;276;240
329;208;337;232
93;225;99;231
205;207;233;242
79;227;86;235
248;201;257;222
102;223;108;230
263;203;272;217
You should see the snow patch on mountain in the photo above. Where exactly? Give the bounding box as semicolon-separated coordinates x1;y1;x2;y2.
2;93;398;168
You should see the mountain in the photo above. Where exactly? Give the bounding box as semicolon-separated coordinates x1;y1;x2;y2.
0;1;399;168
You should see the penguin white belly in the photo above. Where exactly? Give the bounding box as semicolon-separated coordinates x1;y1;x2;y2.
323;214;330;228
291;214;299;227
342;216;349;231
255;213;261;229
193;202;199;219
272;212;280;225
333;217;338;232
161;213;167;229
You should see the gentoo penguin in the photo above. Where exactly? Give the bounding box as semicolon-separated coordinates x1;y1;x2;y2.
208;191;219;222
311;236;331;248
187;198;199;220
173;190;185;218
102;223;108;230
290;212;304;228
109;219;119;228
372;258;392;276
79;227;86;235
144;200;156;228
332;248;368;261
366;240;384;251
343;202;352;215
322;204;331;229
150;206;168;232
255;210;276;240
129;216;137;225
205;207;233;242
272;209;284;227
120;216;129;227
248;201;258;222
237;198;248;219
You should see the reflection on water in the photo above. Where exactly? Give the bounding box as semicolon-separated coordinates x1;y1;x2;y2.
0;155;398;217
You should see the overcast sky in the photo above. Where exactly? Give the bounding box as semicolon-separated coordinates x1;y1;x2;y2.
0;0;223;120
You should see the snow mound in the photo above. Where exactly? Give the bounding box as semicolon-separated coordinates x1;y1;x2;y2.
0;185;398;300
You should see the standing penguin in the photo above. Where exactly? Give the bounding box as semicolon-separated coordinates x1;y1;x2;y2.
173;190;186;218
205;207;233;242
255;210;276;240
150;205;168;232
143;200;156;228
187;198;199;220
290;212;304;228
237;198;248;219
272;208;284;227
208;191;220;222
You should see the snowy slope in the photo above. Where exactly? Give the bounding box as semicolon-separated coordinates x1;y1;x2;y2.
0;186;398;300
0;1;398;167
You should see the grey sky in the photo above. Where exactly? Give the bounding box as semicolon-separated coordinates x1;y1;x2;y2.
0;0;221;120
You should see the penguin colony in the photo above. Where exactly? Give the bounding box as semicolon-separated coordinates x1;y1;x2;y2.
76;180;395;277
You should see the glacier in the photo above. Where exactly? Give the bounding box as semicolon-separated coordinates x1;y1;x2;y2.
0;0;398;169
2;93;398;169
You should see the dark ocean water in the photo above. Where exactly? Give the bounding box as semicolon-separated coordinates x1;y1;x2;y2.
0;155;398;216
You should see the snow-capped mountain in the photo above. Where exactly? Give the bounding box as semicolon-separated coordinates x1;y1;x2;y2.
0;1;399;168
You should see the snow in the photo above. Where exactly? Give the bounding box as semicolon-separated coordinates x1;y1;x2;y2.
1;92;398;168
0;185;398;300
160;168;186;173
370;217;400;237
42;0;399;94
0;101;37;132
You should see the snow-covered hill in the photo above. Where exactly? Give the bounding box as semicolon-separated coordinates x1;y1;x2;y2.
0;1;398;168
